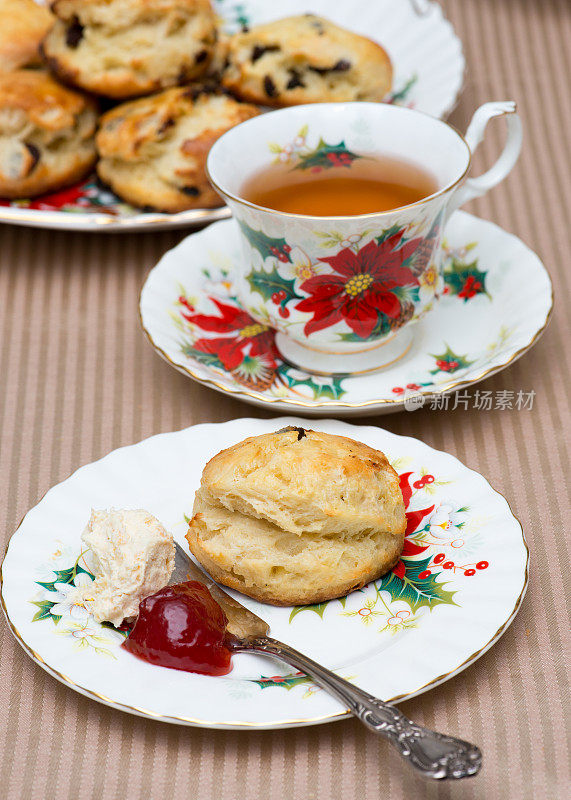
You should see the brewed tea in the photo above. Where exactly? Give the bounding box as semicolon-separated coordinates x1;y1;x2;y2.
240;154;438;216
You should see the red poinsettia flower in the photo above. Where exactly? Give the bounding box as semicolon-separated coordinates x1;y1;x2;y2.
183;298;277;372
391;472;434;578
295;231;421;338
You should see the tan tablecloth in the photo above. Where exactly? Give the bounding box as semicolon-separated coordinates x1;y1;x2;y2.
1;1;569;797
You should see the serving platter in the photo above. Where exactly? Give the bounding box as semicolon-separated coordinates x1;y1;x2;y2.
2;0;465;232
1;417;528;729
140;211;553;416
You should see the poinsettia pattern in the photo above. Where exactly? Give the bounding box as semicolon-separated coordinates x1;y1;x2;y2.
295;230;422;339
174;284;349;400
181;297;279;373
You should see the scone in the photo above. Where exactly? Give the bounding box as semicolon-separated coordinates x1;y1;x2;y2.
222;14;392;107
96;85;259;212
0;0;54;71
186;427;406;606
41;0;218;99
0;70;97;199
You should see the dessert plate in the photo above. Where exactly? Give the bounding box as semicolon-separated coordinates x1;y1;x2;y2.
2;417;528;729
2;0;464;232
140;211;553;416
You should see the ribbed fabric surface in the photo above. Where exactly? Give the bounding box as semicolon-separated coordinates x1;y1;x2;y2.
0;1;569;797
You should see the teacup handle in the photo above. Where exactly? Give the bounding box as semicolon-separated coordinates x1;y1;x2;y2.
446;101;523;220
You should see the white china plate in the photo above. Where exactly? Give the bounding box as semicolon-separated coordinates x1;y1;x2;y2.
139;212;553;416
2;417;527;729
2;0;464;232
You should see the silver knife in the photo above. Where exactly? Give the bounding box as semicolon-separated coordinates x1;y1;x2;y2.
171;542;482;781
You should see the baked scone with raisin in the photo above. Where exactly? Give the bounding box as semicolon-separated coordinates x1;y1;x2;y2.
96;86;259;212
186;427;406;606
41;0;218;99
222;14;392;107
0;70;97;199
0;0;54;71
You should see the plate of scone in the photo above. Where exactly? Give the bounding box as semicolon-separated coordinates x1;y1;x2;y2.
0;0;464;232
2;418;528;728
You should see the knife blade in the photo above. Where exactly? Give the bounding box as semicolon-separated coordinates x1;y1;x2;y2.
170;541;269;639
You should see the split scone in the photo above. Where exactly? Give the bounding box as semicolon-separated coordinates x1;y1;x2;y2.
0;0;54;71
41;0;218;99
186;427;406;606
96;85;259;212
0;70;97;199
222;14;392;107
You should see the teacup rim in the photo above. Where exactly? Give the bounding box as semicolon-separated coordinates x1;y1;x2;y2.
206;101;472;222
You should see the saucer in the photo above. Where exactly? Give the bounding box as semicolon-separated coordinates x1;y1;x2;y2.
140;212;552;416
0;0;464;233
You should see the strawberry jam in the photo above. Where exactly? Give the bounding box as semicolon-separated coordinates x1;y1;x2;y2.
122;581;232;676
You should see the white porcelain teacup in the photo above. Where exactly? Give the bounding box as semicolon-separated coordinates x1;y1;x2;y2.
207;101;522;374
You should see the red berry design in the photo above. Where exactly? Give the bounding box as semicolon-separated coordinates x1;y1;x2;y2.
465;568;476;576
279;307;290;318
476;561;489;570
413;473;435;489
458;275;483;299
443;561;454;569
418;570;431;580
278;253;289;263
270;246;279;255
282;244;292;253
271;292;280;304
434;553;446;564
449;360;459;370
406;383;421;391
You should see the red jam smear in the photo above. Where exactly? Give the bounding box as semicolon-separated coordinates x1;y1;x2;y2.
122;581;232;676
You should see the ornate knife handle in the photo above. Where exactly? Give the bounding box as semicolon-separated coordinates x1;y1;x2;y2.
236;635;482;780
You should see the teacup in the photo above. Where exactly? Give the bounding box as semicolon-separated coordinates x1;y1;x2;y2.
207;101;522;374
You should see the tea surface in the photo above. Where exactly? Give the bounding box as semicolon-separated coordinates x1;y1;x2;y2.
241;155;438;216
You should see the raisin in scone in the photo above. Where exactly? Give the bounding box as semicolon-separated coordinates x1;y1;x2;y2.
0;0;54;71
96;86;259;212
0;70;97;198
41;0;218;99
186;427;406;606
222;14;392;107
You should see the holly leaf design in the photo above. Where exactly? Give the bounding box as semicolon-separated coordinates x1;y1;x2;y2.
238;221;292;263
278;366;348;400
430;344;474;375
294;139;360;171
181;342;225;371
376;556;456;611
247;267;299;304
289;602;329;622
30;600;58;623
36;564;93;593
251;673;313;690
444;258;489;300
376;224;403;245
